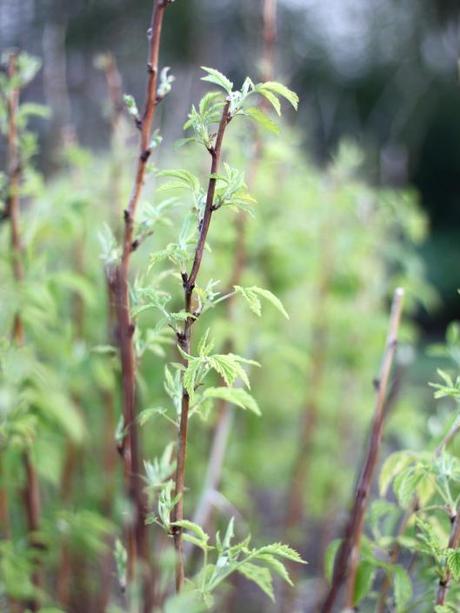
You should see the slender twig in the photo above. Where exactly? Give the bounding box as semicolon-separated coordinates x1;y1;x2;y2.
436;509;460;605
172;99;232;593
5;51;42;612
435;415;460;458
191;0;277;543
320;288;405;612
112;0;171;600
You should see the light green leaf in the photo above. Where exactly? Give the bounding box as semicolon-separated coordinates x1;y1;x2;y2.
379;451;414;496
244;107;280;134
255;87;281;115
235;285;289;319
238;562;274;601
203;387;261;416
393;565;413;612
393;468;422;508
255;553;292;585
353;562;375;605
172;520;209;543
201;66;233;94
258;542;306;564
447;548;460;581
324;539;341;583
259;81;299;110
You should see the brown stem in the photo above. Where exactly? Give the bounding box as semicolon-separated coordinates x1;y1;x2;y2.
172;100;232;593
190;0;276;542
436;510;460;605
112;1;171;602
320;288;404;613
5;51;42;612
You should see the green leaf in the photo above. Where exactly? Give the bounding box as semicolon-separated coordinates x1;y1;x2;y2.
393;467;422;508
447;548;460;581
244;107;280;134
198;329;214;357
353;562;375;605
255;553;292;585
157;169;201;194
259;81;299;110
203;387;261;416
324;539;341;583
255;87;281;115
183;359;203;395
172;520;209;543
235;285;289;319
201;66;233;94
379;451;414;496
393;565;413;612
258;542;306;564
238;562;274;601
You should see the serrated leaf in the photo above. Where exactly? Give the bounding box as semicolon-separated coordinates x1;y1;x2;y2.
201;66;233;94
379;451;414;496
258;542;306;563
447;548;460;581
235;285;289;319
255;87;281;115
157;169;201;194
244;107;280;134
203;387;261;416
393;565;412;612
260;81;299;110
393;468;422;508
255;553;292;585
238;562;274;601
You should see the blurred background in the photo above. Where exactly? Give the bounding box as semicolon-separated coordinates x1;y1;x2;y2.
2;0;460;335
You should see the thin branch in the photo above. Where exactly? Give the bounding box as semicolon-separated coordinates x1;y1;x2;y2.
172;99;232;593
112;0;171;601
436;509;460;605
6;51;42;612
190;0;277;543
435;415;460;458
320;287;405;612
